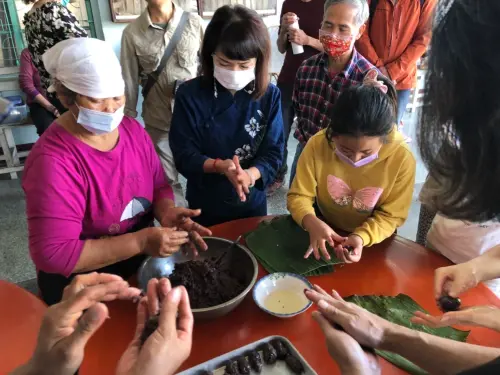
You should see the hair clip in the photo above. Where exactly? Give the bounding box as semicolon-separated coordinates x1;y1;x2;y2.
435;0;456;26
363;70;388;94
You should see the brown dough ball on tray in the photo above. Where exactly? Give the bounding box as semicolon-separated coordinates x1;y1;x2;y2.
285;354;305;374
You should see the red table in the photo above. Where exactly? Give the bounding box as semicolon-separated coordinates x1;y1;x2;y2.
0;280;46;374
80;217;500;374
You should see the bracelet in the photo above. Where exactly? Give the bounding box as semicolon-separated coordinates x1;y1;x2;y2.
213;158;221;173
245;169;256;188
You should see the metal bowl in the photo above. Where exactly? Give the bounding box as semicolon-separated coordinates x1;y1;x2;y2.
137;236;259;320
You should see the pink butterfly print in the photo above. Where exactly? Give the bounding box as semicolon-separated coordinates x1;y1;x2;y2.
327;175;383;213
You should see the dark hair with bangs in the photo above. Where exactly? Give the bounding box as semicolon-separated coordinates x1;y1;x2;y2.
326;74;397;142
200;5;271;99
417;0;500;222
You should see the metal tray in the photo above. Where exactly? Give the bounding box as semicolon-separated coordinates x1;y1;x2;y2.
177;335;318;375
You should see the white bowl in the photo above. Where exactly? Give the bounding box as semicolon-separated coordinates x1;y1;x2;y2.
253;272;313;318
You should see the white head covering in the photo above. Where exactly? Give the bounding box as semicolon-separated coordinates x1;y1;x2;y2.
43;38;125;99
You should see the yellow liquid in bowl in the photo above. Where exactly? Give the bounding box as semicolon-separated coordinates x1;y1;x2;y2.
263;290;308;314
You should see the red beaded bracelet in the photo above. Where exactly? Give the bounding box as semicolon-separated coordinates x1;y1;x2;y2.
213;158;221;173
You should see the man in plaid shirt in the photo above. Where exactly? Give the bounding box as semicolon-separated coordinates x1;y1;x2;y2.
289;0;376;184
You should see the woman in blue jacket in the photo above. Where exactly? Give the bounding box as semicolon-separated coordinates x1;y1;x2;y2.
170;5;284;227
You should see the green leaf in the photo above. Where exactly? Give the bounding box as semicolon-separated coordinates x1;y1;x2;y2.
244;215;341;276
345;294;470;375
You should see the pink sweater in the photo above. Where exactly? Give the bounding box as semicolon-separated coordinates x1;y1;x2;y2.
19;49;44;105
22;117;174;277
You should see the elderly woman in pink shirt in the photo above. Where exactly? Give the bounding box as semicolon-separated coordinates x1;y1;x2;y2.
19;49;64;135
22;38;211;305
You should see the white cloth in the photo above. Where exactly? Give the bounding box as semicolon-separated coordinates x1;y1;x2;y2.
43;38;125;99
427;214;500;297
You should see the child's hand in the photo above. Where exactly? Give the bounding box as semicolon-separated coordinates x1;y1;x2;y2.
335;234;363;263
302;215;347;260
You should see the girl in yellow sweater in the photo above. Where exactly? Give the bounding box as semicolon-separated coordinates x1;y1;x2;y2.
287;73;416;263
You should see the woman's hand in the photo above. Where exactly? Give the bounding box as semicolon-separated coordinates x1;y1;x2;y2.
335;234;364;263
313;311;381;375
159;207;211;255
411;306;500;331
434;262;481;299
302;215;347;260
305;285;395;349
45;104;60;117
16;273;140;375
142;227;189;257
116;278;193;375
220;156;252;202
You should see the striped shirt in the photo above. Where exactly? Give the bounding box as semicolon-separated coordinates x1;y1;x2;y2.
293;50;375;145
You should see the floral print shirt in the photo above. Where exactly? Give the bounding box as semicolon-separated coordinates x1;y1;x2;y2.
169;77;284;223
23;2;88;96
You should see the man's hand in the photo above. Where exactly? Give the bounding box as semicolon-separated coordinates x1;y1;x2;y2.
411;306;500;332
116;278;193;375
305;285;395;349
313;311;381;375
17;273;140;375
288;28;310;46
159;207;212;255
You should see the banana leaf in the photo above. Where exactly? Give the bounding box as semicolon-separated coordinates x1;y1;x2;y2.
244;215;341;276
345;294;470;375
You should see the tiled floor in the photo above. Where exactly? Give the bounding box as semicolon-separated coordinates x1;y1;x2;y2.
0;111;424;289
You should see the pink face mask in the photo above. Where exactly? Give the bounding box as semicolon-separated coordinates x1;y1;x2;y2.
335;148;379;168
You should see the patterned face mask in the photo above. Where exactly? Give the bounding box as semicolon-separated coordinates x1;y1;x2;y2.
319;30;354;58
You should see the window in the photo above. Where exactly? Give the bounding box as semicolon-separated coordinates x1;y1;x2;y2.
108;0;276;23
197;0;278;18
109;0;196;22
0;0;96;69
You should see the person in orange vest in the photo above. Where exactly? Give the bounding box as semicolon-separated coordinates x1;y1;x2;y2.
356;0;437;141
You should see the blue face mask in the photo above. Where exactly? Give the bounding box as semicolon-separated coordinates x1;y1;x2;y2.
61;0;70;6
72;104;125;135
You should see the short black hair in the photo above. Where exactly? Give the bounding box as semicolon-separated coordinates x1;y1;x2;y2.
200;5;271;99
417;0;500;222
326;74;397;142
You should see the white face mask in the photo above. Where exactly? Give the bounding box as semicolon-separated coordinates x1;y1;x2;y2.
214;65;255;91
73;104;124;135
